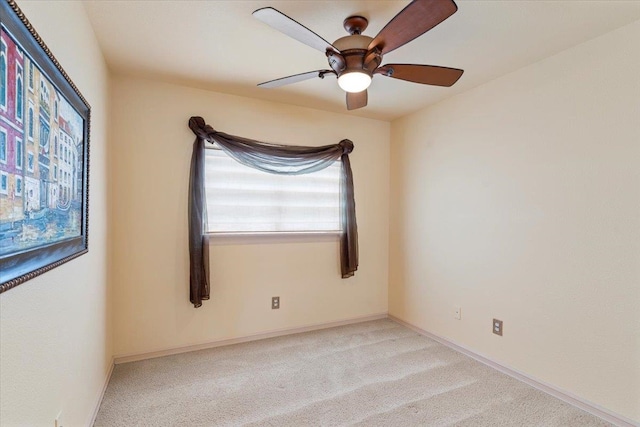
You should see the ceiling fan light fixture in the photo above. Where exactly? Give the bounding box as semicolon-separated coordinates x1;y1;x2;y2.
338;71;372;93
253;1;463;110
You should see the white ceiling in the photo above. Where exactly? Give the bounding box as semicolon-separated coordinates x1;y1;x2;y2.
83;0;640;121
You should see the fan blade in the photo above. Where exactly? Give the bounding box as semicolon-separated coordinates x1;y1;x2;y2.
368;0;458;55
253;7;337;53
375;64;463;87
258;70;335;89
346;90;368;110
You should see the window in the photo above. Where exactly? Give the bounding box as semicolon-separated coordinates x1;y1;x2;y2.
204;147;340;233
39;78;50;110
54;165;57;181
15;176;22;196
15;65;22;121
0;40;6;109
54;135;58;156
0;128;6;163
15;137;22;169
28;61;33;90
0;172;7;195
27;151;34;172
39;117;50;150
28;105;34;139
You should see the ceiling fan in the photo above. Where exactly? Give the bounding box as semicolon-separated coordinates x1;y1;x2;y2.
253;0;464;111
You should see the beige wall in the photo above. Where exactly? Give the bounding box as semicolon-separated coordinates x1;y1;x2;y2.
0;2;111;426
389;20;640;421
110;75;390;357
3;4;634;425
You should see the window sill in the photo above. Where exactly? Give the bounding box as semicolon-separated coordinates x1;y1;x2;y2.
206;231;341;245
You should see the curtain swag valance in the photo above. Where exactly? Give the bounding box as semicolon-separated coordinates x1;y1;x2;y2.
188;116;359;308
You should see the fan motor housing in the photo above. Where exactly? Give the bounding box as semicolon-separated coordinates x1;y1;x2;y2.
328;35;380;77
333;35;372;51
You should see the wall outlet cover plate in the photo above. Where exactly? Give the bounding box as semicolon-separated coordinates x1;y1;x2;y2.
493;318;503;336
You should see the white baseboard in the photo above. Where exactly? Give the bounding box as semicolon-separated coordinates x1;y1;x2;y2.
86;358;114;427
114;312;388;365
388;314;639;427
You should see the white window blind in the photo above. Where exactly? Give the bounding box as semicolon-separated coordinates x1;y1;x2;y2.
204;147;341;233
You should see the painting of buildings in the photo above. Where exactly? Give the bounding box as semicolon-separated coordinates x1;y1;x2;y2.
0;27;84;257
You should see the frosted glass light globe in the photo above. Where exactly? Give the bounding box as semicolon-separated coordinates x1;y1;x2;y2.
338;72;372;93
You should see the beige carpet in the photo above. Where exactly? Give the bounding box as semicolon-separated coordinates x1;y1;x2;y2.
94;319;611;426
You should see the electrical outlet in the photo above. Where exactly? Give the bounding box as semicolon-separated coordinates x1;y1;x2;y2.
272;296;280;309
493;319;503;336
454;306;461;320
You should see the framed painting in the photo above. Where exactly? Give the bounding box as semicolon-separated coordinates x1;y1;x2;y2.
0;0;90;293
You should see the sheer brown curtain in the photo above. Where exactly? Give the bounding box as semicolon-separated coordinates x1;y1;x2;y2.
188;116;358;308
